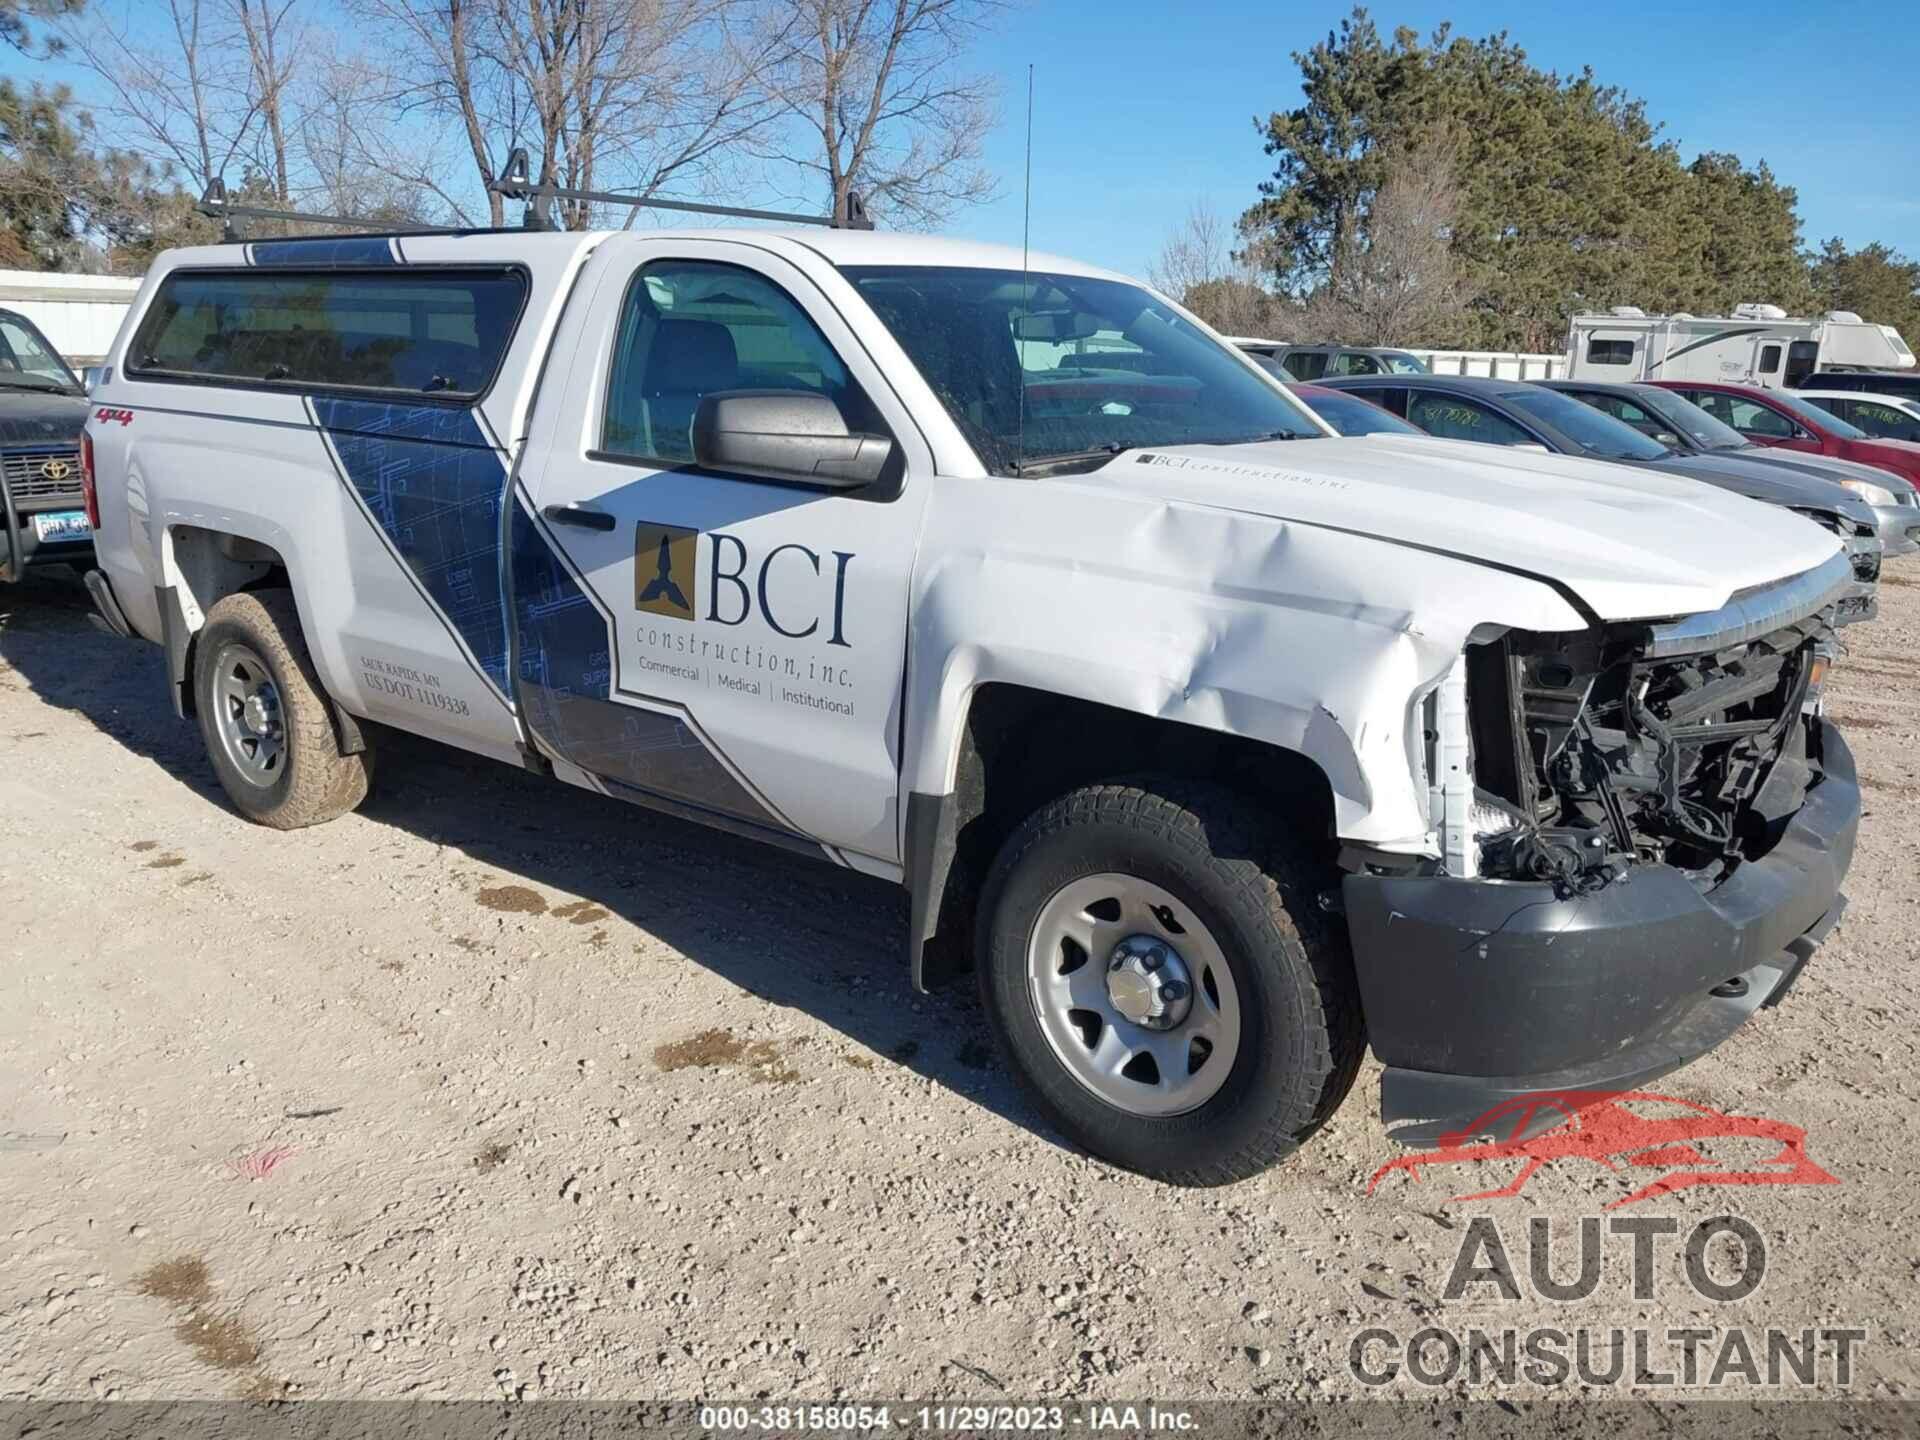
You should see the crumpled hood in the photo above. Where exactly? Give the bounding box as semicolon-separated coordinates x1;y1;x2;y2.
1083;434;1843;622
1647;453;1878;529
0;389;88;444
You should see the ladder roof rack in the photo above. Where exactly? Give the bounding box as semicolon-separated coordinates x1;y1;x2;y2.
192;150;876;245
195;179;470;242
487;147;874;232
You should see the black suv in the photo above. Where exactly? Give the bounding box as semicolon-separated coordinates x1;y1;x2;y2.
0;307;91;583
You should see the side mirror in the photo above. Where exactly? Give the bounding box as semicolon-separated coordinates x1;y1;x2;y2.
1656;431;1680;446
692;390;893;490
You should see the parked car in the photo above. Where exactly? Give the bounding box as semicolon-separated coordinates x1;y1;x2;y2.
1540;378;1920;558
84;216;1861;1183
1792;369;1920;406
1233;340;1428;380
1321;375;1885;601
0;306;92;583
1794;389;1920;442
1651;379;1920;499
1288;382;1426;436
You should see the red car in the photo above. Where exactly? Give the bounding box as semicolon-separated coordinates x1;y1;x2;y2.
1651;379;1920;494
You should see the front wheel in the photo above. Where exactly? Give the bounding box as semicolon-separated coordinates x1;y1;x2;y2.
194;589;373;829
977;780;1362;1185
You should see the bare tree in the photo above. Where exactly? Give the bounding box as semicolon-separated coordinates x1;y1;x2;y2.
481;0;791;229
295;39;443;221
1314;136;1473;346
58;0;259;192
348;0;790;229
763;0;997;228
1147;200;1286;337
232;0;302;201
345;0;504;223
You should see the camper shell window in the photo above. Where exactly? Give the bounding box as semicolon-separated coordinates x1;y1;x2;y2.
1758;344;1782;374
127;268;528;400
1586;337;1634;365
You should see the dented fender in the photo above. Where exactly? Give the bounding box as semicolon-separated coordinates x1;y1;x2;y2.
902;479;1590;853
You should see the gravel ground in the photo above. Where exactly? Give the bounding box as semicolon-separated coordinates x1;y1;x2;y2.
1;558;1916;1409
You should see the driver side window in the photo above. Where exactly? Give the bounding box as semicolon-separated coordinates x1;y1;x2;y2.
602;260;870;464
1583;392;1661;436
1281;350;1328;380
1407;392;1534;445
1721;398;1796;439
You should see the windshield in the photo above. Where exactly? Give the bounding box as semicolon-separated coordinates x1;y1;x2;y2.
1632;386;1749;451
1504;387;1670;460
1298;388;1422;436
1771;388;1869;438
841;266;1322;474
0;312;79;390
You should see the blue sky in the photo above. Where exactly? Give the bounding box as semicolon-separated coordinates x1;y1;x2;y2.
964;1;1920;278
31;1;1920;280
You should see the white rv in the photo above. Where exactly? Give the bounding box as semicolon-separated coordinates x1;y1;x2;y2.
1566;304;1915;389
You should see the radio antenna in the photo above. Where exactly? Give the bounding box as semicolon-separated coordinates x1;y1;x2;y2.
1016;63;1034;471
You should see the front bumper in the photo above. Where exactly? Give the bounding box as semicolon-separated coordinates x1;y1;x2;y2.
1869;502;1920;557
1343;720;1860;1145
1;491;94;583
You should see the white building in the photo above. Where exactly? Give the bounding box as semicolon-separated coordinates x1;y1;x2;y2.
0;269;143;365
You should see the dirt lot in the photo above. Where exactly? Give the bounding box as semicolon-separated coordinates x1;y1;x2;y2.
1;560;1917;1409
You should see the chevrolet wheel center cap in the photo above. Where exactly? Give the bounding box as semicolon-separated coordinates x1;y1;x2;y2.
1106;935;1194;1030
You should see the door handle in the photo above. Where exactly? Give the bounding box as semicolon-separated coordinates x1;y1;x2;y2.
542;503;616;532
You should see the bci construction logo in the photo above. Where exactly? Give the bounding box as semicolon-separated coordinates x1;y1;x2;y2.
635;522;697;619
1351;1090;1861;1392
629;518;855;646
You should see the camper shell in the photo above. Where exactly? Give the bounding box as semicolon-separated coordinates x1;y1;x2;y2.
1568;304;1916;390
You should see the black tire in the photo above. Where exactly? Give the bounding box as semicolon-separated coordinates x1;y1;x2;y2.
977;779;1363;1186
193;589;372;829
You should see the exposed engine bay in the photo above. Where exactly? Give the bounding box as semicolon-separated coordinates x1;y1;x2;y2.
1463;608;1832;892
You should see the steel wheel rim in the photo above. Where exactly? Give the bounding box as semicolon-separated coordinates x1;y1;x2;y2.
211;642;286;788
1026;872;1242;1118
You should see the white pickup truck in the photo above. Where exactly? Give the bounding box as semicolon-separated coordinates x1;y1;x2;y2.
80;215;1861;1184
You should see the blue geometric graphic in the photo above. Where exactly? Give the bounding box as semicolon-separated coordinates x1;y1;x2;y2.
509;494;780;826
313;397;510;693
250;237;398;267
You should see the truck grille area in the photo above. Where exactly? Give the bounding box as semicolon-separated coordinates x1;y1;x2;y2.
1;449;84;502
1469;611;1829;889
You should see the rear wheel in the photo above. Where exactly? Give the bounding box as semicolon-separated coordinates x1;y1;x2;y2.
194;590;372;829
977;779;1362;1185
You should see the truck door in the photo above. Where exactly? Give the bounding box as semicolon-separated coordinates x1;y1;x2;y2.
510;239;932;870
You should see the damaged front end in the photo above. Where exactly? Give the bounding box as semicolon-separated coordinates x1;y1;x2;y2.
1342;550;1861;1142
1468;585;1834;895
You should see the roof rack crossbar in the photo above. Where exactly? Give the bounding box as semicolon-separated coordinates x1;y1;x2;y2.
196;179;464;241
488;147;874;232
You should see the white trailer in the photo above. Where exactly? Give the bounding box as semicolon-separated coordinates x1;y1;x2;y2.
1566;304;1915;389
0;269;142;365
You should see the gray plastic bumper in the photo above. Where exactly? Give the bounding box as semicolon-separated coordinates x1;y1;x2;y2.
1342;720;1860;1145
